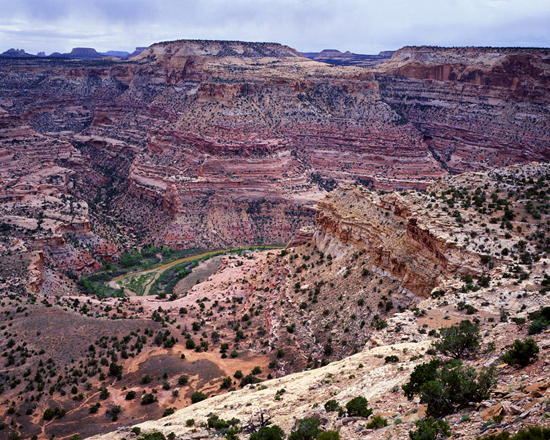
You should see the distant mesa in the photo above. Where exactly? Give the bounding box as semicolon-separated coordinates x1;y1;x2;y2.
0;48;36;58
45;47;146;60
49;47;103;59
301;48;395;66
133;39;302;61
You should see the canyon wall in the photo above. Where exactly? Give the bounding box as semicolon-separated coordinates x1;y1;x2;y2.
1;42;549;289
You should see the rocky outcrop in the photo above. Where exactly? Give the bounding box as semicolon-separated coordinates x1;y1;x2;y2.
314;187;457;297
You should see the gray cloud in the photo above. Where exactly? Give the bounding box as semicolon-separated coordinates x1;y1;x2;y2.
0;0;548;55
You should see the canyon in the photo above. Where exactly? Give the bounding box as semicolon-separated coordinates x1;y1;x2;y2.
1;40;550;439
1;41;550;293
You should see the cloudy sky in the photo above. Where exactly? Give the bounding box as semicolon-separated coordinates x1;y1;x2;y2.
1;0;549;55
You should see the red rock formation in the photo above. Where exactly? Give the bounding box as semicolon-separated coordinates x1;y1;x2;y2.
1;42;549;293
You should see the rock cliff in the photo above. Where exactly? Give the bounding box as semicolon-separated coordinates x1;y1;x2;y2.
1;42;550;292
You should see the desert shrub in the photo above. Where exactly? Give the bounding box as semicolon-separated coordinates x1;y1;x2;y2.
402;359;441;399
137;432;166;440
433;320;480;359
501;339;539;367
249;425;285;440
403;360;496;417
527;307;550;334
528;320;546;335
511;426;550;440
163;407;175;417
345;396;373;418
178;375;189;385
366;415;388;429
324;399;340;412
409;417;450;440
186;419;195;427
289;418;321;440
191;391;207;403
226;425;241;440
385;355;399;364
240;374;262;387
141;393;157;405
43;408;55;420
318;431;340;440
477;426;550;440
109;362;123;379
220;377;232;389
99;387;110;400
207;414;228;429
141;374;152;384
125;390;136;400
43;406;65;420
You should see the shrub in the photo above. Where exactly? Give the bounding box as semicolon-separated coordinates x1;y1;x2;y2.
220;377;232;389
43;406;65;420
318;431;340;440
477;426;550;440
125;390;136;400
186;419;195;427
324;399;340;412
345;396;372;418
43;408;55;421
385;355;399;364
409;417;451;440
109;362;123;379
137;432;166;440
527;307;550;334
402;359;441;399
141;374;152;384
99;387;110;400
433;320;480;359
234;370;243;379
178;375;189;385
366;415;388;429
240;374;262;387
141;393;157;405
528;319;547;335
502;339;539;367
191;391;207;403
508;426;550;440
249;425;286;440
403;360;496;417
289;418;321;440
163;407;175;417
